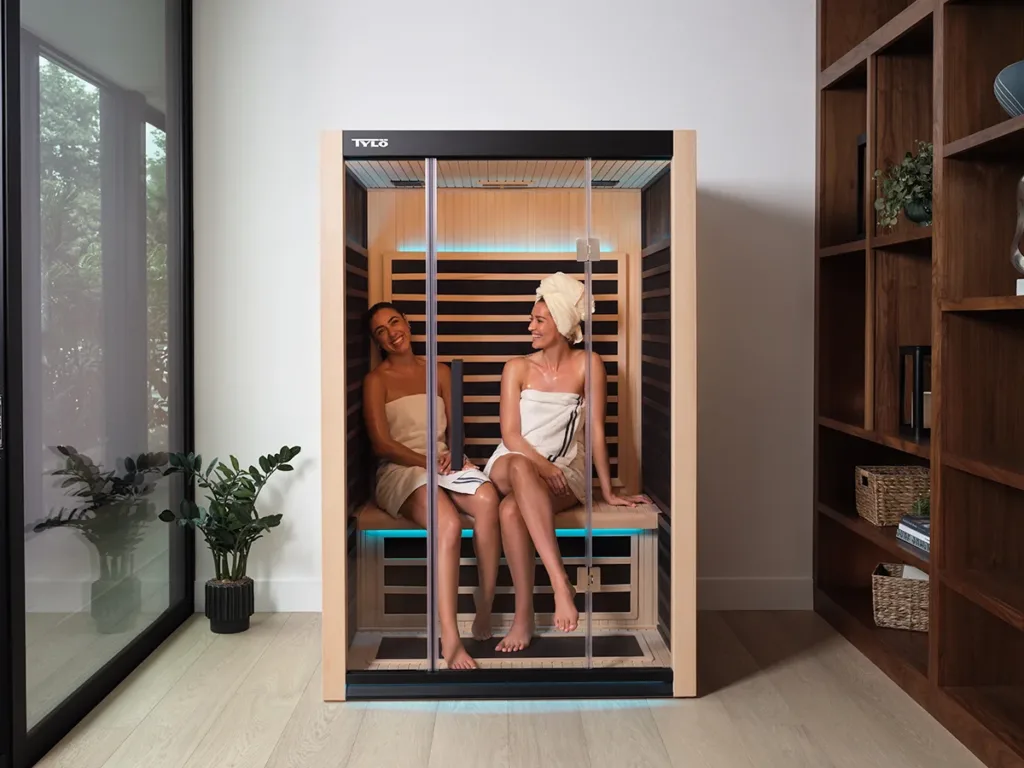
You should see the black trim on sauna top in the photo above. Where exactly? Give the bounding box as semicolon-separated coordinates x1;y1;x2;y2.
342;130;673;160
346;668;673;701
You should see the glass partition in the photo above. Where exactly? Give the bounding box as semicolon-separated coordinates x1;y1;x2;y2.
421;158;595;672
6;0;193;759
342;158;435;673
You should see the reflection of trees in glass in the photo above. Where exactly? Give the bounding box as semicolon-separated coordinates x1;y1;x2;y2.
39;58;103;449
146;125;169;449
38;57;170;454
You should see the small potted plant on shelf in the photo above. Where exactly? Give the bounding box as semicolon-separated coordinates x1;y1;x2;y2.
158;445;301;634
874;140;933;229
32;446;169;634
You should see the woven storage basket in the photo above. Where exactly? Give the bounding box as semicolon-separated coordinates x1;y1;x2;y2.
871;563;929;632
854;465;930;527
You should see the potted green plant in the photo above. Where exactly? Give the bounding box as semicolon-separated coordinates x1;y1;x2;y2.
158;445;301;633
33;446;169;634
874;140;933;229
911;495;930;517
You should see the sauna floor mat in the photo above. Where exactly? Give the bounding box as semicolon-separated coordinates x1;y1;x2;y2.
375;634;644;660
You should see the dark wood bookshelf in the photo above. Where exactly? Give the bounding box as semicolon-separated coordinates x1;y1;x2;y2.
817;502;930;571
816;2;1024;766
818;239;866;258
942;569;1024;635
872;226;932;251
941;296;1024;313
943;114;1024;160
818;416;931;459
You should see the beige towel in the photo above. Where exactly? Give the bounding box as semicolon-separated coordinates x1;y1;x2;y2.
535;272;594;344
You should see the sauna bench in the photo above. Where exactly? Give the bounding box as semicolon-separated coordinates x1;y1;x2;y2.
350;500;664;634
352;500;661;532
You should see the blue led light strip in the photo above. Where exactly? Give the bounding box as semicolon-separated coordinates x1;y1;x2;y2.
363;528;644;539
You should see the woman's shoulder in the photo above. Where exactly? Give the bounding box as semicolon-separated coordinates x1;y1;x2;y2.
570;348;602;365
503;355;533;372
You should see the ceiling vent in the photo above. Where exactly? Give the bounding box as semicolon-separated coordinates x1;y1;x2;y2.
477;180;533;188
591;179;620;188
390;179;424;188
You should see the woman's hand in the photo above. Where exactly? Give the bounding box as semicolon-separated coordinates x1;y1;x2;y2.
437;451;453;475
603;491;650;508
538;461;571;497
461;456;477;471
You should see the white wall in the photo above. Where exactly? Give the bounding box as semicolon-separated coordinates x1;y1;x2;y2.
193;0;817;611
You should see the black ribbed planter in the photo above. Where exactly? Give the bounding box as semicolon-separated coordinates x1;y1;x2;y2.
205;577;255;634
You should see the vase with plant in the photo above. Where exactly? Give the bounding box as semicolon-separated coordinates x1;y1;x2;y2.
158;445;301;633
33;446;169;634
874;140;933;230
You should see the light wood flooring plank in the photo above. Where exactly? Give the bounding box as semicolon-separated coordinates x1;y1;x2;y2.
697;612;837;768
648;697;757;768
182;613;322;768
344;701;437;768
35;616;215;768
427;700;509;768
580;701;672;768
507;700;590;768
263;662;365;768
729;611;983;768
101;612;289;768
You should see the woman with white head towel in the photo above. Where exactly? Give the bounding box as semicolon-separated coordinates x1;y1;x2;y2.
483;271;648;652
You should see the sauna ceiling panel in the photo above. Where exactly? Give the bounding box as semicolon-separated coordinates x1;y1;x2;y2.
345;159;669;189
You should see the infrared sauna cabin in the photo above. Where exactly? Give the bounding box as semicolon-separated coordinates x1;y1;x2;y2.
320;131;695;700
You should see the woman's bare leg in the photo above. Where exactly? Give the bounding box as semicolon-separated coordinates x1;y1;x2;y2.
489;454;580;632
401;486;475;670
495;494;535;652
450;482;500;640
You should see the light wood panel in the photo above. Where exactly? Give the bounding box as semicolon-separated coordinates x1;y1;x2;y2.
367;188;641;261
671;130;698;698
319;131;347;701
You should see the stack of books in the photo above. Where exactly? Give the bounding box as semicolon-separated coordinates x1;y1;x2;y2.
896;514;930;554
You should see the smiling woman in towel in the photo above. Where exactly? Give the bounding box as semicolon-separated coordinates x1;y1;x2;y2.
483;272;648;652
363;302;501;671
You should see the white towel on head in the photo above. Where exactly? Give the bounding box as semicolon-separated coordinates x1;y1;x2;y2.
535;271;594;344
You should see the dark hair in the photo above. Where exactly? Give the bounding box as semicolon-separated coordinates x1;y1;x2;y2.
364;301;404;338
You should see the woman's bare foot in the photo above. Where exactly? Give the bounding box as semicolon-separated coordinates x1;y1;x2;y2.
442;633;477;670
495;615;535;652
553;583;579;632
472;607;493;641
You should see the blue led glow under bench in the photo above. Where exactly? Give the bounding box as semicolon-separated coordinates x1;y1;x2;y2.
352;500;663;633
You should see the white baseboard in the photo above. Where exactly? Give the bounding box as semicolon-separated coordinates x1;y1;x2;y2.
194;578;321;613
190;577;811;613
698;576;812;610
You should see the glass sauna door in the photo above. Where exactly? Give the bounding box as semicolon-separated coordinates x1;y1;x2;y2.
423;158;596;672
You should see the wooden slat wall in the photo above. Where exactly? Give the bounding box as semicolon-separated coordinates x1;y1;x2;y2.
641;169;673;643
383;252;634;491
367;188;643;494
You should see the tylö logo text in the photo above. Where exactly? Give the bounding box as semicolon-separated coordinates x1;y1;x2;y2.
351;138;389;148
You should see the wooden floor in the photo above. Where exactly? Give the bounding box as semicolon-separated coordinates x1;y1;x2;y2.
35;611;985;768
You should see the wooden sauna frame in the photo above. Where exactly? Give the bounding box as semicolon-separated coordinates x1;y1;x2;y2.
320;130;697;700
